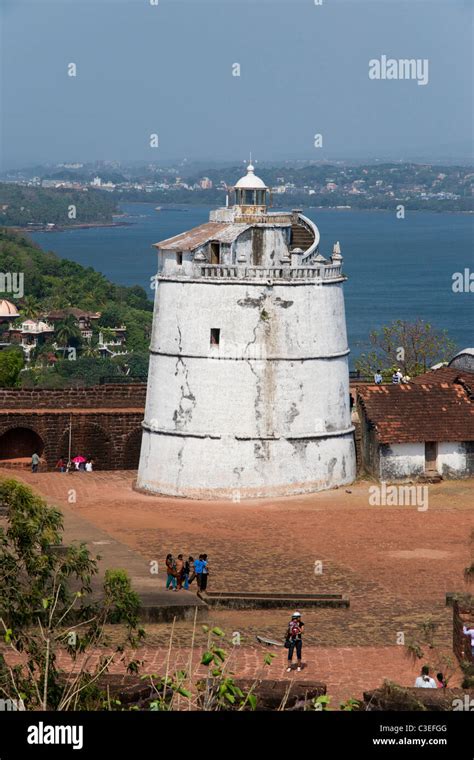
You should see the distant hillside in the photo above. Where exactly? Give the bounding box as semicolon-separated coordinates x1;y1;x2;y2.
0;184;118;227
0;228;152;353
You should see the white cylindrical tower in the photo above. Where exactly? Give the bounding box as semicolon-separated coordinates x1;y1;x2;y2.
137;164;355;499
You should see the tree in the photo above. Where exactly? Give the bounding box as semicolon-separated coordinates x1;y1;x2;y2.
20;295;42;320
355;320;458;380
54;315;82;350
0;479;144;710
0;347;24;387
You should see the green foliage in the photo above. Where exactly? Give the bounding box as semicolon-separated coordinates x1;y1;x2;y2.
196;628;257;711
312;694;332;711
54;316;83;349
355;319;457;378
0;229;152;386
0;479;145;710
0;185;117;227
340;697;361;711
0;347;24;387
103;569;141;628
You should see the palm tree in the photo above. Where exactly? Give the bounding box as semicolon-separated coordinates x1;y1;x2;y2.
82;343;100;358
20;296;42;320
54;316;82;349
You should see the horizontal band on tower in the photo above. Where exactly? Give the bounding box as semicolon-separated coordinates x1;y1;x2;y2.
141;422;355;440
148;348;351;361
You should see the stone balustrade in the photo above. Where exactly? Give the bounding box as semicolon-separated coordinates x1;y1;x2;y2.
195;264;343;281
157;264;343;282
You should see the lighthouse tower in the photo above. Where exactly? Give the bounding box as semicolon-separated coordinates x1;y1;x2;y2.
137;162;356;498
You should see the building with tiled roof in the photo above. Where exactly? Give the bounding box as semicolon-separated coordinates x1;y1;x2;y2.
357;382;474;480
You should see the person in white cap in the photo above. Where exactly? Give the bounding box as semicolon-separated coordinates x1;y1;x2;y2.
285;612;304;672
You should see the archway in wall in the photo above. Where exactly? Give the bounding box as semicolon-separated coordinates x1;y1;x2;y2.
0;427;44;460
59;422;112;470
125;428;143;469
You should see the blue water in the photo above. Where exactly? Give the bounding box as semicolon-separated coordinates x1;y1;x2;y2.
30;203;474;362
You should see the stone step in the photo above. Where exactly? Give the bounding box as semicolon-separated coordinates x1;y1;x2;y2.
203;591;349;609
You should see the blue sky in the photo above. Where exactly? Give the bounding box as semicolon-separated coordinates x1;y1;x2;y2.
1;0;472;167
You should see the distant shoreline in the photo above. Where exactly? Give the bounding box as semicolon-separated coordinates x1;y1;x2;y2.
10;220;132;233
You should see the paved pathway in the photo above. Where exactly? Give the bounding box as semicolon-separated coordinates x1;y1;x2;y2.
2;645;461;708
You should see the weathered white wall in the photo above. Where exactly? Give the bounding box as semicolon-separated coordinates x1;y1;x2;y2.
138;432;355;499
380;442;425;479
437;442;467;477
137;272;356;498
380;441;468;480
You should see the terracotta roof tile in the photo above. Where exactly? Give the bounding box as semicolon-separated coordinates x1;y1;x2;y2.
357;383;474;444
153;222;249;252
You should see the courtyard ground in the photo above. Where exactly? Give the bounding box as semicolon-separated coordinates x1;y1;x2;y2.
2;471;473;706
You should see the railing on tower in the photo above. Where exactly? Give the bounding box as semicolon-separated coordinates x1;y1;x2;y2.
196;264;343;280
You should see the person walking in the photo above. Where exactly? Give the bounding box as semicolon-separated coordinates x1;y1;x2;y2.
31;452;40;473
414;665;437;688
285;612;304;672
200;553;209;592
165;553;177;591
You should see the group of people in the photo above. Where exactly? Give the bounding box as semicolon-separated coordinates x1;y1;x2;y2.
373;368;411;385
165;553;209;593
414;665;448;689
56;456;94;473
30;453;94;473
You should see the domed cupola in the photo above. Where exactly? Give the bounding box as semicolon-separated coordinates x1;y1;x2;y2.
231;160;269;214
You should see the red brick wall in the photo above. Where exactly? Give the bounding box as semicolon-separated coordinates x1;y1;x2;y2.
0;383;147;409
0;385;146;470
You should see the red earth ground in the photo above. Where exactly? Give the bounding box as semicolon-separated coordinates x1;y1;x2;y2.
2;471;473;706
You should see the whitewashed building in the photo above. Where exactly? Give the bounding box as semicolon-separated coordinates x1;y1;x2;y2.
357;379;474;480
137;163;356;498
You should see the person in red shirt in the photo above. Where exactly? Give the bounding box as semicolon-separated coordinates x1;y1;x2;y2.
285;612;304;672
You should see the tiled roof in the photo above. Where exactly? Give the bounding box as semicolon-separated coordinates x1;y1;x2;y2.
357;383;474;444
46;308;101;320
154;222;250;252
410;367;465;385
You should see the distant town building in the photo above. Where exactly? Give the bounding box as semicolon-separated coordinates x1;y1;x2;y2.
199;177;213;189
8;319;55;355
45;308;101;341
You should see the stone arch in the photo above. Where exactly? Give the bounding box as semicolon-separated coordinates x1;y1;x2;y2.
124;427;143;469
0;426;45;461
59;421;112;470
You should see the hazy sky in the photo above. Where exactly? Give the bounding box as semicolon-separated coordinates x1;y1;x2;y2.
1;0;473;168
